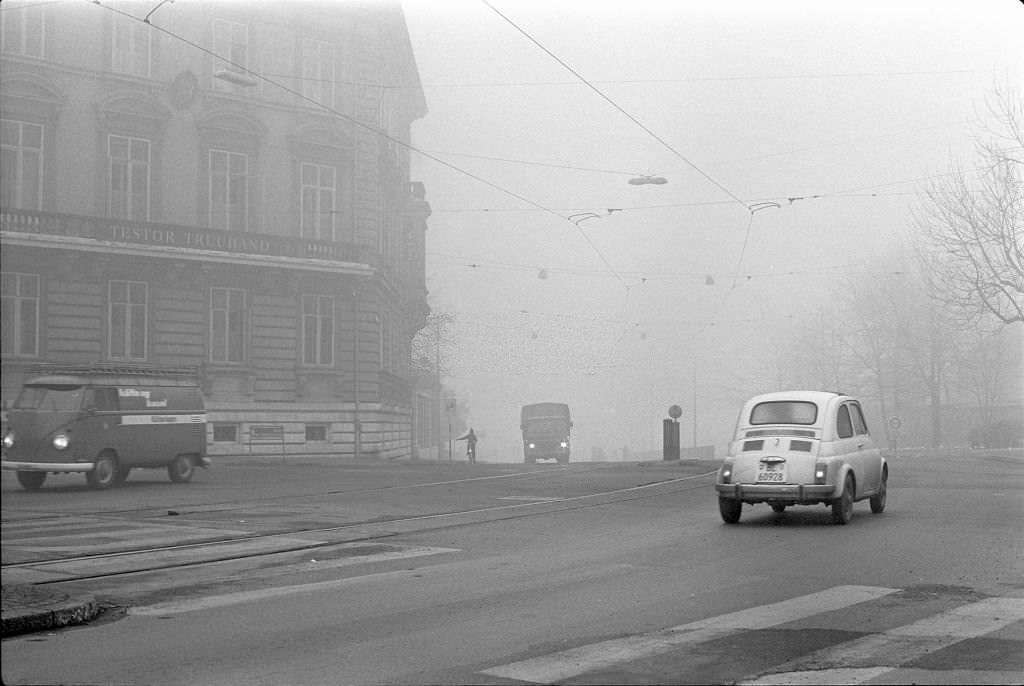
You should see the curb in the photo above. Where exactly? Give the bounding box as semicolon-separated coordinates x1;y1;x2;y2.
2;584;101;637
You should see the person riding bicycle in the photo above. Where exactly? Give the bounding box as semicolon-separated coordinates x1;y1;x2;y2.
465;428;478;463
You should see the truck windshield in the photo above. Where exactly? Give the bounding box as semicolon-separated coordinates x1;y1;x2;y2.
14;385;84;411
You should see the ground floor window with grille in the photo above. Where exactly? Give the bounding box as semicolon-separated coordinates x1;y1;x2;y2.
212;423;238;442
305;424;328;442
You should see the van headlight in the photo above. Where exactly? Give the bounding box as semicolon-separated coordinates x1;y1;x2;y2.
560;441;568;448
528;442;536;449
52;433;70;450
2;432;14;449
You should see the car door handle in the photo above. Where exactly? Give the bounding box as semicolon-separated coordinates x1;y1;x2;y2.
857;442;864;449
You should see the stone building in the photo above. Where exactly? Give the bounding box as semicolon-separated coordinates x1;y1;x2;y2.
1;0;433;458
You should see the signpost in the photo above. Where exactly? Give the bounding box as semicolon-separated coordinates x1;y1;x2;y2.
664;405;682;461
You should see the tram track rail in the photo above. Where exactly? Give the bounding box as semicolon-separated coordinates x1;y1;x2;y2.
3;470;717;586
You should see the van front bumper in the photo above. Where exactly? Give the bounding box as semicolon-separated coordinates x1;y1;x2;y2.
716;482;836;503
1;460;93;473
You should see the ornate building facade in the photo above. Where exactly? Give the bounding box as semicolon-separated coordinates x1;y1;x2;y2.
1;0;432;458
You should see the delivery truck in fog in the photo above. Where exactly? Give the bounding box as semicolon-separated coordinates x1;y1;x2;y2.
521;402;572;464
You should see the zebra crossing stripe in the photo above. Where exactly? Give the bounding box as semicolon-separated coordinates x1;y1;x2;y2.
481;585;899;684
740;596;1024;685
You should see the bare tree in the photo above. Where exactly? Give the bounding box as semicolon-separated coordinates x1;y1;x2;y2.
914;84;1024;325
411;307;458;455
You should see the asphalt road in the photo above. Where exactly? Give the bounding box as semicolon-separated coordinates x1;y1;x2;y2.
2;452;1022;685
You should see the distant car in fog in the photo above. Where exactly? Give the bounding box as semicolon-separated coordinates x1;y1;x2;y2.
715;391;888;525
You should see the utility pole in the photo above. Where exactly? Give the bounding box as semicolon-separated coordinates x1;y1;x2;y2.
353;287;361;460
435;320;442;460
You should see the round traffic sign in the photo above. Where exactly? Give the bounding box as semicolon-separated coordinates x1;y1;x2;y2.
668;404;682;419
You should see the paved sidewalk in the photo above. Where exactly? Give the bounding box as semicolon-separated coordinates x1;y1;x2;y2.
2;584;101;637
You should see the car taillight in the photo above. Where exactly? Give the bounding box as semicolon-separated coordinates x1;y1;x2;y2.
52;433;70;450
719;463;733;484
814;462;828;484
2;432;14;449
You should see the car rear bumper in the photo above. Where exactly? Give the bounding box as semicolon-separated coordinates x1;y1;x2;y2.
716;482;836;503
1;460;93;473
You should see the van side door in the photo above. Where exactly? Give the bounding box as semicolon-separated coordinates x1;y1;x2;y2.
78;387;120;460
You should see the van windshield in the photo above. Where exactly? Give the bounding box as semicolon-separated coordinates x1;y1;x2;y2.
14;385;84;411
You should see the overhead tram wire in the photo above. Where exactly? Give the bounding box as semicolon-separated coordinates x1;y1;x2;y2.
480;0;750;213
479;0;770;347
89;0;630;289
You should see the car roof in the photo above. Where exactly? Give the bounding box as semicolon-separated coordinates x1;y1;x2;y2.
742;390;849;409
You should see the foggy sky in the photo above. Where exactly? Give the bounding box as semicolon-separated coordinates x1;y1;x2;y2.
401;0;1023;460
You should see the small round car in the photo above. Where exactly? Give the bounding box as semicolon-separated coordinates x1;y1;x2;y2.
715;391;888;525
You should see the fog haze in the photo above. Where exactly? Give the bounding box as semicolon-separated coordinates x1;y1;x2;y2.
401;0;1022;460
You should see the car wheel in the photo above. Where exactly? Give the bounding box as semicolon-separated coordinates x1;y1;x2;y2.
16;470;46;490
870;470;887;513
86;452;119;490
831;474;854;525
770;504;787;513
719;497;742;524
168;454;195;483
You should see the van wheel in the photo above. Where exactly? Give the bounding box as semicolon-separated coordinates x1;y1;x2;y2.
770;504;787;513
114;466;131;485
831;475;854;525
168;454;195;483
87;452;119;489
719;497;742;524
17;471;46;490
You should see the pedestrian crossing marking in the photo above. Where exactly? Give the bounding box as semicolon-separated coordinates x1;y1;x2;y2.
481;585;899;684
740;596;1024;685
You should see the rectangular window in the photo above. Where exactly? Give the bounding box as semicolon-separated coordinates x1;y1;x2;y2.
212;424;238;442
1;4;44;57
300;162;336;241
837;404;854;439
1;272;40;357
751;401;818;425
209;149;248;231
0;119;43;210
211;19;249;91
301;294;334;366
301;38;335;107
111;7;151;76
849;402;869;435
305;424;328;442
210;287;246;363
108;135;150;220
109;280;148;360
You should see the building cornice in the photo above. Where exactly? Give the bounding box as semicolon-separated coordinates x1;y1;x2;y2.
1;231;374;277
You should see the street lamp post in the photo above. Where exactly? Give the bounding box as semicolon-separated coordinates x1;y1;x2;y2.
353;287;361;460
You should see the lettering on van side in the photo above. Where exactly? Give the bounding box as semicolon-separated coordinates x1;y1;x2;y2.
119;414;208;425
118;388;151;398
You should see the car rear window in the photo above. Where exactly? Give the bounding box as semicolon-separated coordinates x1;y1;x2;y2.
750;401;818;425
